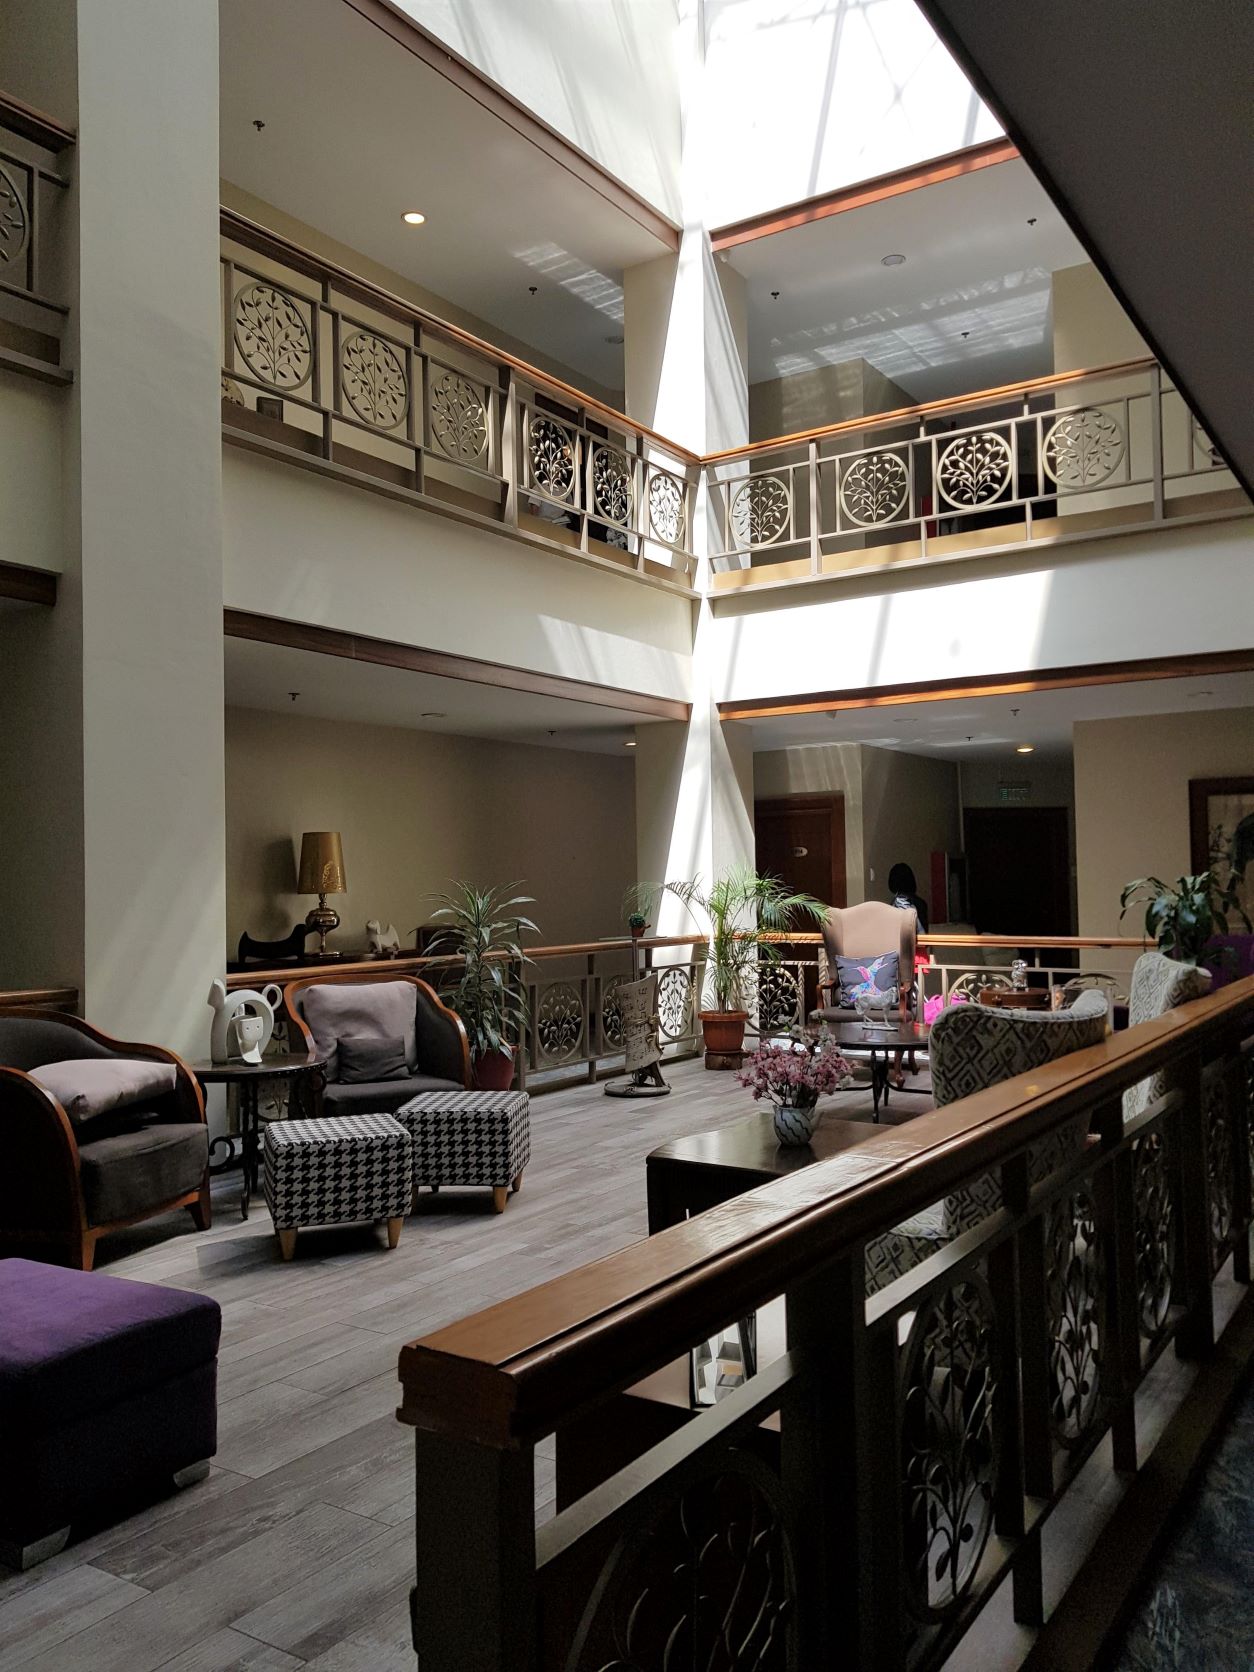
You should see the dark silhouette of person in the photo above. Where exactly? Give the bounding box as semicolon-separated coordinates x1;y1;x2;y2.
888;862;929;934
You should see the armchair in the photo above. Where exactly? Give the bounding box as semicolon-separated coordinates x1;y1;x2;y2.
0;1012;209;1271
284;971;470;1116
814;901;918;1021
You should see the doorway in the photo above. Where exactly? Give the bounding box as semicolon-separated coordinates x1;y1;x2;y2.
964;807;1073;937
755;795;846;1014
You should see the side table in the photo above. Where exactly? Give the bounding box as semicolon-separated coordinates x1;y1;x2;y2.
189;1052;327;1220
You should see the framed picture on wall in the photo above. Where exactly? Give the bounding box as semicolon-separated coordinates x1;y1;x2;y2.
1189;776;1254;920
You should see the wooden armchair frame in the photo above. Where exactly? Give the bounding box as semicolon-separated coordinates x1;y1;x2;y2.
282;970;471;1104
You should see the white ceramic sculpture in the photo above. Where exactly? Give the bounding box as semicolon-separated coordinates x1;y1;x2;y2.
207;977;282;1064
366;919;401;954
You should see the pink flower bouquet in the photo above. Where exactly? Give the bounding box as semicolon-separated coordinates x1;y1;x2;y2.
736;1037;853;1108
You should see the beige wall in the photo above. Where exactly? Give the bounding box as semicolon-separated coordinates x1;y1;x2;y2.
1074;706;1254;937
753;743;864;902
0;372;63;574
225;707;636;955
748;359;912;442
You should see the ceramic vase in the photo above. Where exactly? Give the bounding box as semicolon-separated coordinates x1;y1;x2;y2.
772;1096;821;1147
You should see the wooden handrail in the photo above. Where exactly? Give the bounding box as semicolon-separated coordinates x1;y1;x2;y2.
0;90;76;152
397;976;1254;1445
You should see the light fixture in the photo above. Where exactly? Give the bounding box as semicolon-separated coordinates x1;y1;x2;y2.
420;710;446;720
624;739;637;748
1189;689;1214;698
881;253;906;267
402;211;426;225
605;333;625;345
1016;744;1035;754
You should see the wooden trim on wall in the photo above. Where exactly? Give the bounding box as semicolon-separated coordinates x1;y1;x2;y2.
718;648;1254;721
0;561;57;607
340;0;681;251
223;608;691;722
708;137;1019;252
0;90;76;152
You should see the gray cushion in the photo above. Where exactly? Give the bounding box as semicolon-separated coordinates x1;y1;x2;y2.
337;1035;409;1085
323;1074;462;1114
78;1123;208;1226
29;1057;178;1128
301;982;418;1080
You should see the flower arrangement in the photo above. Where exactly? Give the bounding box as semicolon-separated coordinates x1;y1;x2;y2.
923;990;970;1026
736;1035;853;1109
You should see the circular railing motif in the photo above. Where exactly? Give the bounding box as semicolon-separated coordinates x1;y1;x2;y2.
936;430;1012;508
1206;1077;1234;1267
1042;406;1125;490
729;475;791;547
535;982;584;1065
839;450;909;526
233;283;312;391
1133;1130;1174;1344
430;371;488;464
1046;1190;1103;1446
656;967;694;1042
220;376;245;407
591;444;633;525
340;331;408;430
601;976;627;1050
0;164;29;267
529;415;576;502
901;1275;997;1620
648;471;685;545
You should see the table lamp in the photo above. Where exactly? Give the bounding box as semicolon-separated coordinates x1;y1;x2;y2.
297;831;346;956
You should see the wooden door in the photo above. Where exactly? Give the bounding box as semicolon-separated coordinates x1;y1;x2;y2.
964;806;1072;937
755;796;846;1015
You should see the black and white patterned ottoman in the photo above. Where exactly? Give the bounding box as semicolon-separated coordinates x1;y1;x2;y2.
262;1112;412;1260
395;1089;531;1214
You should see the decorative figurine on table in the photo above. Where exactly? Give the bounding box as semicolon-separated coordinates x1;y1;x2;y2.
207;978;282;1064
366;919;401;956
604;972;670;1098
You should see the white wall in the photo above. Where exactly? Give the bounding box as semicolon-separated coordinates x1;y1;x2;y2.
701;0;1000;227
0;373;63;574
1074;707;1254;938
391;0;682;223
226;706;636;952
714;516;1254;704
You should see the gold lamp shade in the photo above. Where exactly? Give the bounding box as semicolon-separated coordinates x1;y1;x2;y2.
297;831;346;896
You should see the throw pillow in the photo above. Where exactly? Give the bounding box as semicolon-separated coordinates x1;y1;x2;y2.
336;1034;410;1085
302;980;419;1080
29;1057;178;1128
835;952;899;1008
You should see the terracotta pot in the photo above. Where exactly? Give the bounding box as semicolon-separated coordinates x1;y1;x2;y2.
473;1047;515;1091
698;1009;748;1056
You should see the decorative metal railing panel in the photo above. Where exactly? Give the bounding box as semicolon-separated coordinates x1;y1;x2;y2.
0;98;72;372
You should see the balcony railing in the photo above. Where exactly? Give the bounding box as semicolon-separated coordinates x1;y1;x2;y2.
704;358;1246;591
398;973;1254;1670
0;92;73;381
219;211;699;594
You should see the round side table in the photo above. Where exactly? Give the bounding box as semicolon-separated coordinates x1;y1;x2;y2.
189;1052;327;1220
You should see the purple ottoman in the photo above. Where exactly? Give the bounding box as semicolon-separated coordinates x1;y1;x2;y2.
0;1258;221;1570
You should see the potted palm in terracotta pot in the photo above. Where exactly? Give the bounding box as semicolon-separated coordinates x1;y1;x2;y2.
424;882;537;1090
634;868;826;1066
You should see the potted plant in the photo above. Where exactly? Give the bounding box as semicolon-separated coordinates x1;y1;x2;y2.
627;911;650;940
736;1031;853;1146
424;882;537;1090
1120;868;1250;966
633;868;826;1065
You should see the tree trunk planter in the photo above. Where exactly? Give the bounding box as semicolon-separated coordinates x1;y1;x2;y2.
699;1009;748;1069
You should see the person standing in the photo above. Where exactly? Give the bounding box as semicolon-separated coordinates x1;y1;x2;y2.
888;862;929;933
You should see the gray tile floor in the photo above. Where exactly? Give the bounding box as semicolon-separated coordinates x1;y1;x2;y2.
0;1059;918;1672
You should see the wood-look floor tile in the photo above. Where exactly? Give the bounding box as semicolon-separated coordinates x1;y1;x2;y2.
0;1564;147;1669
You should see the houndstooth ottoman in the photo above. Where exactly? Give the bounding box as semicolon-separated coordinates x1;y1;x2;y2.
395;1089;531;1214
263;1112;412;1260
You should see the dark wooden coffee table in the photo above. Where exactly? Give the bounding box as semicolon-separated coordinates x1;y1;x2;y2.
812;1016;931;1119
646;1106;882;1233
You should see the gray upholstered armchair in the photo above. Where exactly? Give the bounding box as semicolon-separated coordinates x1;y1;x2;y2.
1122;951;1211;1124
283;971;470;1116
0;1012;210;1271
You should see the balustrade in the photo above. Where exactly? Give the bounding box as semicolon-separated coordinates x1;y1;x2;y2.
0;93;73;378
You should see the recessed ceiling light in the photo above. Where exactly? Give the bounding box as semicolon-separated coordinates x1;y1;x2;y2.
604;333;625;345
402;211;426;225
624;739;637;748
420;710;446;719
881;253;906;267
1189;689;1214;698
1016;744;1035;754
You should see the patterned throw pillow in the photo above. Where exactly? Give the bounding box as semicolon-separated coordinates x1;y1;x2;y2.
835;953;899;1007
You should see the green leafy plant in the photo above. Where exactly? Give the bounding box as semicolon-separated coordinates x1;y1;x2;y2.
627;910;649;933
632;867;826;1012
423;882;538;1062
1120;869;1250;966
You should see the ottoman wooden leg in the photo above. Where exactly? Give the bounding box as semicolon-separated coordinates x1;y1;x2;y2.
492;1187;508;1214
0;1526;70;1572
173;1459;211;1489
511;1173;523;1194
387;1216;403;1249
277;1228;297;1261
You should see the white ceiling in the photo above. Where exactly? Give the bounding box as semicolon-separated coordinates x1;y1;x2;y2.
224;638;654;755
218;0;671;390
746;671;1254;759
729;158;1086;401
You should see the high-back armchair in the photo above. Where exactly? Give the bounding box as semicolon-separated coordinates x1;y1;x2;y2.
284;971;471;1116
818;902;917;1020
0;1012;209;1271
1122;951;1212;1124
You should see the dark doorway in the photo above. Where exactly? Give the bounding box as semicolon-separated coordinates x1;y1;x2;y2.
755;796;846;1015
964;806;1073;937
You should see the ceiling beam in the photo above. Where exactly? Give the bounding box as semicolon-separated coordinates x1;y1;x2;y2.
708;137;1019;253
224;609;691;723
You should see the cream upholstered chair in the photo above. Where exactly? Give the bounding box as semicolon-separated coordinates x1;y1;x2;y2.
1122;951;1212;1125
815;902;917;1021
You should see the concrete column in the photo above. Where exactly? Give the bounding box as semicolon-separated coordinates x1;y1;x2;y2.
0;0;225;1054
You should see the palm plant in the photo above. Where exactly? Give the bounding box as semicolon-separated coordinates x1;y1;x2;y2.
423;882;538;1063
1120;869;1250;966
633;867;827;1013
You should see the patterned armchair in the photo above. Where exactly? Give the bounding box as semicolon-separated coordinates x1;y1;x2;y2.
865;989;1109;1293
1122;952;1212;1125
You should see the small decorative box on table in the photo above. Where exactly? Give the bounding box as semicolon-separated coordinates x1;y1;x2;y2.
395;1088;531;1214
262;1111;412;1260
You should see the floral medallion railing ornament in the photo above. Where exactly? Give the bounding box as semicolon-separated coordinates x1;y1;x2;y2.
647;470;686;546
591;443;633;526
838;449;911;526
0;160;28;267
1132;1129;1176;1347
936;429;1013;508
430;370;488;464
534;981;586;1067
233;282;312;390
1041;405;1125;489
528;413;578;502
1045;1189;1104;1446
729;474;791;546
1205;1068;1236;1269
340;330;408;429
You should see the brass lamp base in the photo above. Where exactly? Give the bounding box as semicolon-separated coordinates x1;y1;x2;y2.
305;895;340;956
